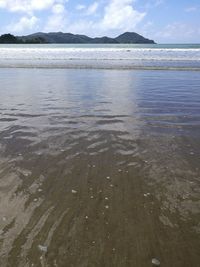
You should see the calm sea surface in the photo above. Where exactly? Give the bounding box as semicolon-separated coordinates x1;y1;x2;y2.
0;68;200;266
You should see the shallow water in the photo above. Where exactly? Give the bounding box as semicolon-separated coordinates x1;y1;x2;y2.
0;69;200;267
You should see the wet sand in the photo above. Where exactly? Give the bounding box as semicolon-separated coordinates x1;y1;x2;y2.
0;69;200;267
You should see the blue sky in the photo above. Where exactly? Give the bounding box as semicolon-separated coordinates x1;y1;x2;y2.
0;0;199;43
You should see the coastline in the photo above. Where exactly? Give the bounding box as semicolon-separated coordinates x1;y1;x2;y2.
1;66;200;71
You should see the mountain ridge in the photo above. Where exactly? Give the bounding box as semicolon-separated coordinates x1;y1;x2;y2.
0;32;156;44
21;31;156;44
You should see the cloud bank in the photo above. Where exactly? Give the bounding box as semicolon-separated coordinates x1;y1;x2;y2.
0;0;146;36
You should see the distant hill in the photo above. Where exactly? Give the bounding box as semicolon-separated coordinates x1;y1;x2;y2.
23;32;155;44
0;34;20;44
0;33;46;44
0;32;156;44
21;32;92;44
92;37;119;44
115;32;155;44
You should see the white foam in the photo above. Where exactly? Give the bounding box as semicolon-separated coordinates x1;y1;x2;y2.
0;46;200;70
0;47;200;61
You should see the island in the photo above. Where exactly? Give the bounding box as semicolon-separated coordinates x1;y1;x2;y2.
0;32;156;44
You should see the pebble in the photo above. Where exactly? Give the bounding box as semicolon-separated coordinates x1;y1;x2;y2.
71;190;77;194
38;245;47;253
38;189;42;192
34;198;38;202
152;258;160;266
105;197;109;200
106;176;110;180
90;196;94;199
2;217;7;222
105;205;109;209
144;193;151;197
110;184;114;187
85;216;88;219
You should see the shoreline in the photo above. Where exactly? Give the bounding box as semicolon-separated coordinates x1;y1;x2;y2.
0;64;200;71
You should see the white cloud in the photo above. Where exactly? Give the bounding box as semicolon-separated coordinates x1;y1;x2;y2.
100;0;146;32
153;22;200;43
44;2;67;32
7;16;39;33
44;15;66;32
67;0;146;37
66;1;145;37
1;0;68;34
1;0;146;36
52;3;65;14
45;0;145;36
86;2;99;15
0;0;67;13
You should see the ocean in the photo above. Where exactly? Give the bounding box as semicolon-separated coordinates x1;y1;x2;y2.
0;45;200;267
0;43;200;70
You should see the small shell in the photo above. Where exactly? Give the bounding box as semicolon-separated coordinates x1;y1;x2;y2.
38;245;47;253
152;258;160;266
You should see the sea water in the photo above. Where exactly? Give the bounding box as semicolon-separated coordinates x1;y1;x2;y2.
0;43;200;69
0;45;200;266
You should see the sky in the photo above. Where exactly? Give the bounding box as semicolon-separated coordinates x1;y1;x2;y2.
0;0;199;43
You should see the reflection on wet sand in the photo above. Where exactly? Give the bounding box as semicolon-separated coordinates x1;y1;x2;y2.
0;69;200;267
